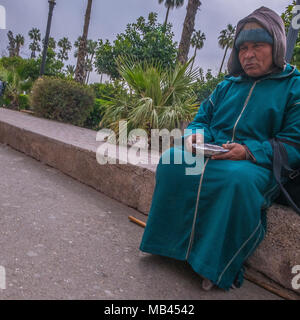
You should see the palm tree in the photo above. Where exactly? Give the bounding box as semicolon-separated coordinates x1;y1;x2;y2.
57;37;72;62
85;40;97;84
177;0;201;65
43;37;56;51
73;36;81;58
198;67;205;82
14;34;25;57
190;30;205;69
28;27;41;58
75;0;93;84
74;37;97;84
218;24;236;75
7;31;16;57
158;0;184;29
66;65;76;78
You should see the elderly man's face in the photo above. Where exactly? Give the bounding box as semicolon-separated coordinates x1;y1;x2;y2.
238;42;273;77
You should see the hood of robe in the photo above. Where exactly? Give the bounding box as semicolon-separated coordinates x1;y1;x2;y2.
227;6;287;77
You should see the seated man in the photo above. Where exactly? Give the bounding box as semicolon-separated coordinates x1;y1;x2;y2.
139;6;300;291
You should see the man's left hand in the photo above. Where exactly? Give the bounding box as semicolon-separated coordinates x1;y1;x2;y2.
211;143;246;160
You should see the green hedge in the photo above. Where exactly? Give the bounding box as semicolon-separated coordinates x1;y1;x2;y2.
83;98;107;130
30;77;95;126
19;94;30;110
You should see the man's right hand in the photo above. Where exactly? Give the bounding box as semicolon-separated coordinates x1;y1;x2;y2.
185;133;204;153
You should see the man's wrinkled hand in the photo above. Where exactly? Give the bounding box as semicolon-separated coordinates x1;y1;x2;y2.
211;143;247;160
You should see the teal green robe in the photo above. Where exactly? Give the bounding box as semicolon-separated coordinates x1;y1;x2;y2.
139;64;300;290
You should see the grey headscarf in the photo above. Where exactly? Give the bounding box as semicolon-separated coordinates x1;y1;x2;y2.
227;6;287;76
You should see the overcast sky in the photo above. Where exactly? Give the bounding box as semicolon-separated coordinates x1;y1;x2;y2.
0;0;293;83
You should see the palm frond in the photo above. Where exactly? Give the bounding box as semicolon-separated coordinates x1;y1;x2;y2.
101;57;198;137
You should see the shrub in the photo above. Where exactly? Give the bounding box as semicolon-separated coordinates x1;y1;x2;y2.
19;94;30;110
100;57;199;140
83;81;128;130
192;69;226;104
83;98;107;130
89;81;126;100
30;77;95;126
0;64;23;109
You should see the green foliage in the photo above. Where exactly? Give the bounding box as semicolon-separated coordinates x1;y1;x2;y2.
100;57;199;139
191;30;206;52
83;98;107;130
6;31;25;57
30;77;95;126
84;81;127;130
35;49;64;77
43;37;56;50
94;39;116;78
281;1;296;32
281;1;300;69
0;62;24;109
0;53;65;109
65;65;75;79
89;81;127;100
193;68;226;104
0;56;25;71
95;12;178;79
158;0;184;28
18;94;30;110
57;37;72;62
158;0;184;10
1;51;64;79
28;27;41;58
0;56;39;94
218;24;236;74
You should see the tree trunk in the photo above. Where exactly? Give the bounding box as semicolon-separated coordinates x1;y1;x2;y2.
15;45;20;57
190;46;197;70
9;45;15;57
75;0;93;84
86;69;91;85
219;45;229;75
9;49;15;58
86;52;95;84
177;0;201;65
163;6;171;30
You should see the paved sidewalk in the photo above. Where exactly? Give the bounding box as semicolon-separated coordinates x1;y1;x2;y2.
0;143;281;300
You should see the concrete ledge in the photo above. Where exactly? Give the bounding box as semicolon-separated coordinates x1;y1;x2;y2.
0;108;299;297
0;108;157;215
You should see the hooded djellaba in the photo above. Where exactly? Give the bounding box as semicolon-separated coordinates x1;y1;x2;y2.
228;6;287;76
139;6;300;292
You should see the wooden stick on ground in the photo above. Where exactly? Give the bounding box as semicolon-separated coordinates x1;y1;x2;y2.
20;110;35;115
244;266;300;300
128;216;146;228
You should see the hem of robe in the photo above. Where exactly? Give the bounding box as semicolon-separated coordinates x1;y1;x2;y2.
140;243;236;290
139;244;236;291
140;217;265;291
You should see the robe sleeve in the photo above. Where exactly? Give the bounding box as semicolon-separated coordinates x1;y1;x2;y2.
182;82;223;143
243;98;300;170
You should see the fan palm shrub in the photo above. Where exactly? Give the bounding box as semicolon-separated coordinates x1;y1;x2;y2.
0;65;24;109
100;56;199;146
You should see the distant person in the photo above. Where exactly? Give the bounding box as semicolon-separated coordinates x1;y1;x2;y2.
0;80;6;100
140;6;300;291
